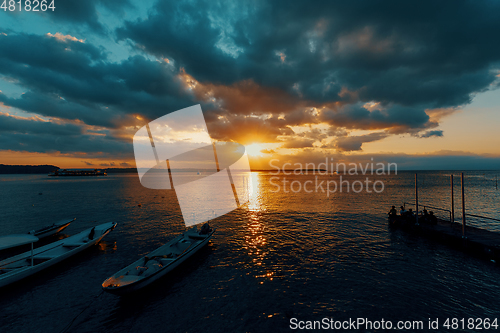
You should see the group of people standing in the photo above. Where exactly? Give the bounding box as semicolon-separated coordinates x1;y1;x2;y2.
388;205;438;225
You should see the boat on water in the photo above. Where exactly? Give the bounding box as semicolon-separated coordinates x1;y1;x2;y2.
0;222;117;288
28;218;74;239
102;223;214;295
0;219;75;252
48;169;107;177
0;234;39;252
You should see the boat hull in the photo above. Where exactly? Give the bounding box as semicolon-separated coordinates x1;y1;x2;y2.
103;229;214;295
33;219;74;239
0;222;116;288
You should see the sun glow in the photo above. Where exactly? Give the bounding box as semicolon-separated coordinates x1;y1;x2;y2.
245;143;266;156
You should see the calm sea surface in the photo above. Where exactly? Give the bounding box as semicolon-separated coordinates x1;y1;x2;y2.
0;171;499;332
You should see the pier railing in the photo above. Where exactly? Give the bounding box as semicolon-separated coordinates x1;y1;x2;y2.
401;172;499;237
464;213;500;223
463;213;500;232
404;202;500;231
404;202;452;223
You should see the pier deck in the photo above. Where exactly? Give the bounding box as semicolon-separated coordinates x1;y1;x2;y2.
391;217;500;262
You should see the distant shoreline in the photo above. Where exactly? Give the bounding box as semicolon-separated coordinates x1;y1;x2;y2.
1;165;498;175
0;165;138;174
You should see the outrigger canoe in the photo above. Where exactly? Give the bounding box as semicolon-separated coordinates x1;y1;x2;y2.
102;224;214;295
0;222;117;288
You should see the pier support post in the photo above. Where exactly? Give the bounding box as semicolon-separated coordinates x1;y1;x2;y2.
451;175;454;223
415;173;419;225
461;173;466;238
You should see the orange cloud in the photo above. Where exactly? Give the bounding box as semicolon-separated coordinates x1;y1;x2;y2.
46;32;85;43
179;70;310;116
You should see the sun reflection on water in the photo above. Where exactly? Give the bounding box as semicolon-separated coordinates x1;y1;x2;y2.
246;172;264;212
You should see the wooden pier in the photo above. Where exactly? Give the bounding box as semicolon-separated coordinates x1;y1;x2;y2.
390;172;500;262
391;216;500;262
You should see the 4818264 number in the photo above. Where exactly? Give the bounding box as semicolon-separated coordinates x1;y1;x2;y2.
1;0;55;11
443;318;498;330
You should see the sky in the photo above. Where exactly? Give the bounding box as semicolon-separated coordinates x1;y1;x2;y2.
0;0;500;170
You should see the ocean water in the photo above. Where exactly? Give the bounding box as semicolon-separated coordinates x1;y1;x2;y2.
0;171;499;332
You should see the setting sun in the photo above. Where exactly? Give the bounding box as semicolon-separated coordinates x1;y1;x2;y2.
245;143;266;156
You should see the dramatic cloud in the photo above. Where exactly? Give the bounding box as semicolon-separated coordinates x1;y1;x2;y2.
334;132;389;152
0;112;131;156
0;33;199;128
419;130;444;138
118;0;500;108
1;0;500;164
206;114;293;145
281;138;316;149
0;112;83;136
43;0;134;34
320;103;431;131
0;131;131;156
46;32;85;43
113;0;500;146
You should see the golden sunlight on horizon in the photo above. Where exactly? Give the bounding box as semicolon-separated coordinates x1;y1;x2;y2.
245;143;266;157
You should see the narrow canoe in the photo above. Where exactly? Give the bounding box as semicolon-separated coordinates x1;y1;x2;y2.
102;225;214;295
0;222;117;288
0;219;75;252
28;218;75;239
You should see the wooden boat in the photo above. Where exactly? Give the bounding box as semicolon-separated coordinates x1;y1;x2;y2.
102;224;214;295
28;218;75;239
0;222;117;288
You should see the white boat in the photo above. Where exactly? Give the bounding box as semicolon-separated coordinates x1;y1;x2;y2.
0;219;75;252
102;224;214;295
0;234;39;252
28;218;75;239
0;222;117;288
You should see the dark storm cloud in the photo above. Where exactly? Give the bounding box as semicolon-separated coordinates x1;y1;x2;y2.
118;0;500;112
0;113;131;157
114;1;500;153
2;0;500;159
0;33;200;128
320;104;431;131
43;0;134;34
116;1;240;85
0;131;132;156
334;132;389;152
0;32;104;69
0;113;83;136
0;92;118;128
419;130;444;138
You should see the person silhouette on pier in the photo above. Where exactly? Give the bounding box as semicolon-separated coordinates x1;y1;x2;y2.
422;209;429;223
388;206;397;217
429;212;437;225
